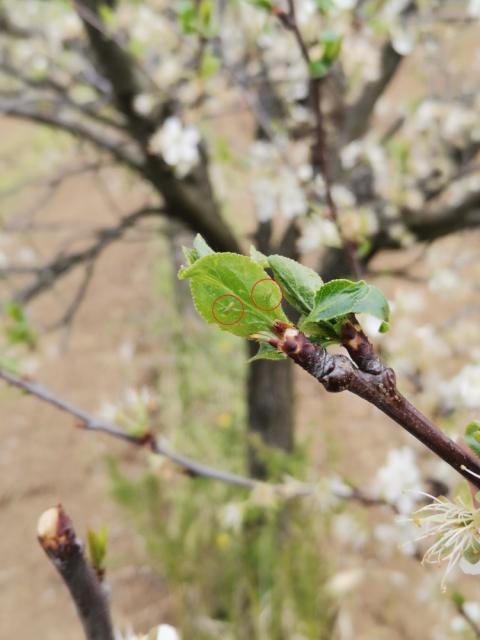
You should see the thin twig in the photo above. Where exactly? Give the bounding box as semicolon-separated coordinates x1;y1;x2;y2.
0;367;384;504
276;1;361;277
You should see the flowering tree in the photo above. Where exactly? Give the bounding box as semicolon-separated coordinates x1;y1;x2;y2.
2;0;480;477
2;0;480;635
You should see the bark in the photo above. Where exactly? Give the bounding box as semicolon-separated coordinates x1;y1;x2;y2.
246;221;298;478
247;341;295;478
37;505;114;640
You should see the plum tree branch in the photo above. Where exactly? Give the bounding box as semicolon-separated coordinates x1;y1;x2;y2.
37;504;114;640
0;367;386;504
11;206;162;304
270;321;480;489
276;0;361;277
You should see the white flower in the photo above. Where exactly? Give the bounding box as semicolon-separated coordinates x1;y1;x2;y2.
428;269;459;295
411;492;480;590
133;93;155;116
468;0;480;18
124;386;152;407
221;503;244;531
373;447;422;513
278;173;308;219
251;173;307;222
326;568;363;597
298;218;341;252
448;365;480;409
149;117;200;178
459;557;480;575
332;513;368;550
251;179;278;223
98;401;118;422
390;26;415;56
156;624;180;640
374;521;418;556
334;0;358;9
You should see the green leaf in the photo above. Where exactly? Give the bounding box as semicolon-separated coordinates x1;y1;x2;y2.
308;59;330;79
249;245;269;269
249;342;287;362
248;0;273;10
87;526;108;574
179;253;289;337
315;0;335;14
268;255;323;315
305;279;390;324
182;234;214;266
465;421;480;459
200;51;220;79
321;31;343;64
4;301;37;348
451;591;466;608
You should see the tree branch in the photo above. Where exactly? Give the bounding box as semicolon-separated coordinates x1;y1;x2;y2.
269;321;480;489
37;504;114;640
0;367;381;503
11;206;162;304
276;0;361;276
0;100;141;171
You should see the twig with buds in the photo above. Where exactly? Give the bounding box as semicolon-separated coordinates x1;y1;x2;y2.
269;321;480;489
37;504;114;640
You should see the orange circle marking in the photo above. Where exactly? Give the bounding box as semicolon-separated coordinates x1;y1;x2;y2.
250;278;284;312
212;294;244;326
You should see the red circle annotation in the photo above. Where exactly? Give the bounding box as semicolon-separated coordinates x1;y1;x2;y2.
211;294;245;326
250;278;284;312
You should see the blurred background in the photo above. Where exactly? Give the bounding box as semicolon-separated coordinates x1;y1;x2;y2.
1;1;480;638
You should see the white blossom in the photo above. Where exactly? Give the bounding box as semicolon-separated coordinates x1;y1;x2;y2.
448;364;480;409
334;0;358;9
410;491;480;590
133;93;155;117
372;447;422;513
298;218;341;252
468;0;480;19
149;117;200;178
156;625;180;640
98;401;118;422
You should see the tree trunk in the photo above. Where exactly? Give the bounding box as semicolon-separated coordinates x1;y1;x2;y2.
246;221;299;478
247;345;295;478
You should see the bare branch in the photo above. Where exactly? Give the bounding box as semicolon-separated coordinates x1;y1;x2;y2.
0;100;142;171
37;504;114;640
11;206;162;304
276;1;361;276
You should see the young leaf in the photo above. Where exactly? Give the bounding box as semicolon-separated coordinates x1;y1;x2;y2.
179;252;289;337
465;421;480;459
87;526;109;576
321;31;343;64
249;342;287;362
250;245;269;269
305;279;390;324
268;255;323;315
308;58;329;79
182;233;214;265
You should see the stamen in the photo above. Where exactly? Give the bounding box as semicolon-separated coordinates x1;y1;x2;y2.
460;464;480;481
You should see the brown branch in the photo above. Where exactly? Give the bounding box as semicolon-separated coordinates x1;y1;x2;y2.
0;101;142;171
276;0;361;277
270;321;480;490
11;206;162;304
0;367;384;505
37;505;114;640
